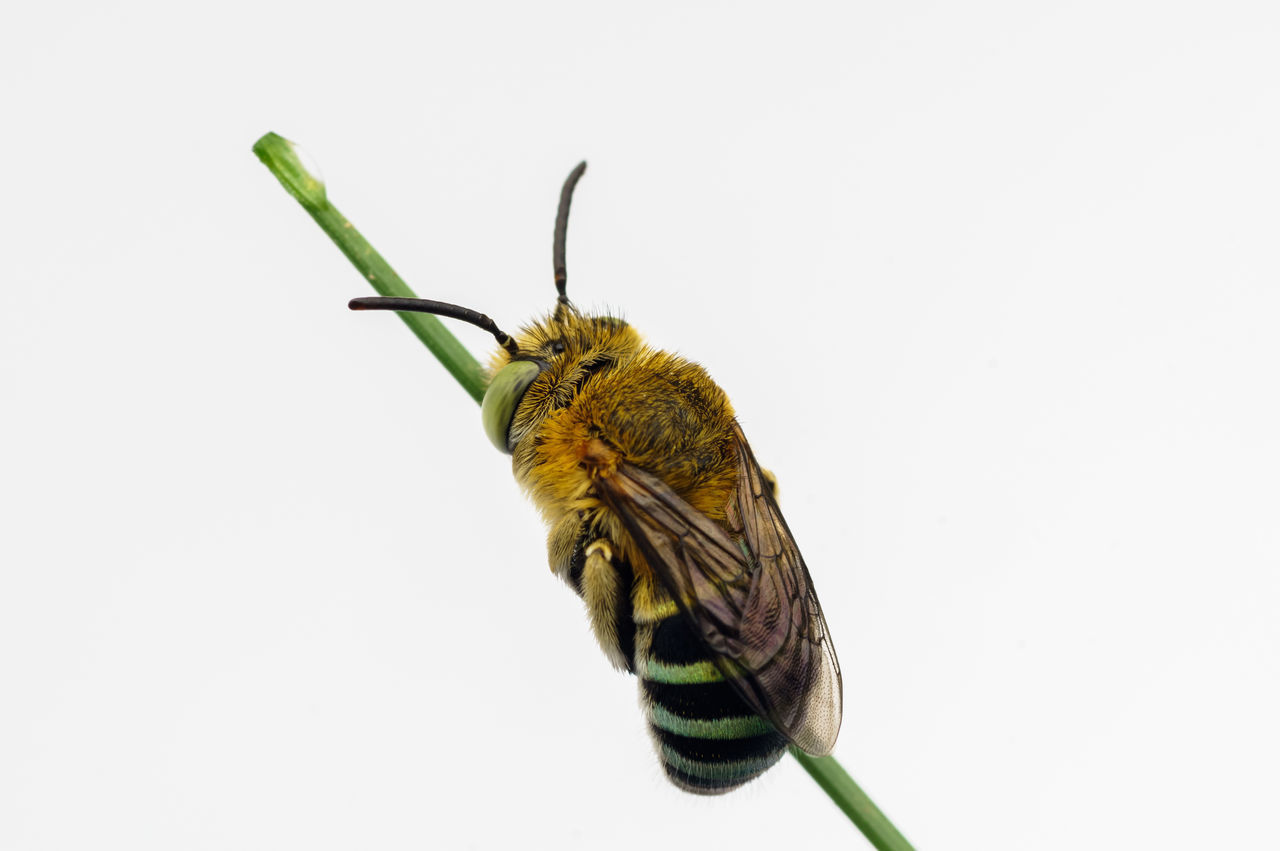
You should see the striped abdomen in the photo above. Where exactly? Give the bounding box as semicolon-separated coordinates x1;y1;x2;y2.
637;613;788;794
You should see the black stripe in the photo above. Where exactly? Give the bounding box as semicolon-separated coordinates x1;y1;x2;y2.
662;764;735;793
650;613;707;665
661;756;783;794
642;678;751;720
651;726;787;763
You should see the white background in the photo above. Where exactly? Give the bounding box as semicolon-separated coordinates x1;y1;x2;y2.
2;2;1278;849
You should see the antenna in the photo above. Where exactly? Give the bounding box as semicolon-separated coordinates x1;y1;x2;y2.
553;161;588;305
348;297;519;357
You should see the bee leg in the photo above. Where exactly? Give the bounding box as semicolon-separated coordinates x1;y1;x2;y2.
547;514;636;673
579;538;637;673
546;512;584;582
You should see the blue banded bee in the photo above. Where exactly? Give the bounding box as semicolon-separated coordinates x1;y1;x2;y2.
351;163;842;792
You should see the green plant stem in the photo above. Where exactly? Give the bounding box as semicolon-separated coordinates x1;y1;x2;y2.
791;749;915;850
253;130;915;850
252;132;487;403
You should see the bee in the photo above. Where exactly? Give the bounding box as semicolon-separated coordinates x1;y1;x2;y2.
350;163;842;793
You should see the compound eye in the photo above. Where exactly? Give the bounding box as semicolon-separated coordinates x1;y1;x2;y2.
481;360;544;454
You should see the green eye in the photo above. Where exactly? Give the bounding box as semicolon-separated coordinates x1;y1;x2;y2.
481;360;543;453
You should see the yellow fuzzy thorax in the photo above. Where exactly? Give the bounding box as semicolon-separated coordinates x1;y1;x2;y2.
489;308;739;620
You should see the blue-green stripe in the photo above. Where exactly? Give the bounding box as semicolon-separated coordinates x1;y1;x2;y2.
638;657;723;684
659;743;784;782
649;704;775;739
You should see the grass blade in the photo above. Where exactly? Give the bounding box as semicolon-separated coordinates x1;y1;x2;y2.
253;130;915;849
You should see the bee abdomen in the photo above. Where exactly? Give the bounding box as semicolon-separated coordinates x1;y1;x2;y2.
638;616;788;794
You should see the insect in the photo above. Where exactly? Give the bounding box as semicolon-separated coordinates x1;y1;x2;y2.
350;163;841;793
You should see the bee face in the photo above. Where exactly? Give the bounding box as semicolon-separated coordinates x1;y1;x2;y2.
352;163;841;793
487;311;642;454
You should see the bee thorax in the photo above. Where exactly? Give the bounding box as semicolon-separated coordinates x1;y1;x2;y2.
577;437;621;476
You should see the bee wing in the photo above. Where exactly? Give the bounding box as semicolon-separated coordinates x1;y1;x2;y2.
594;423;842;755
